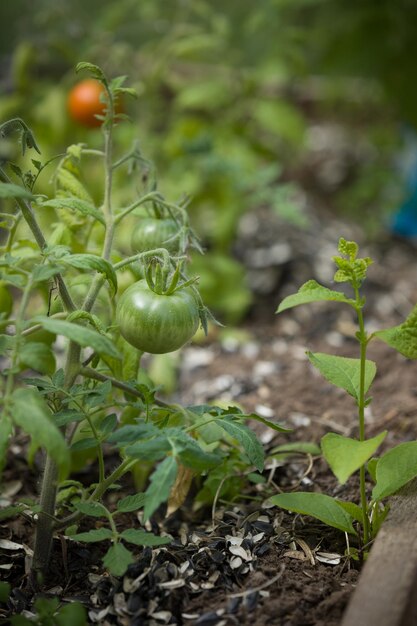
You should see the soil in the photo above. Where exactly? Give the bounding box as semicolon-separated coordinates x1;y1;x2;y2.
1;221;417;626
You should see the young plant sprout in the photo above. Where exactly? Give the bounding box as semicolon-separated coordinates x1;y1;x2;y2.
273;238;417;552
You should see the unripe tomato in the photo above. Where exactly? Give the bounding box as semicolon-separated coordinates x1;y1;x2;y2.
67;79;107;128
131;218;179;254
116;280;199;354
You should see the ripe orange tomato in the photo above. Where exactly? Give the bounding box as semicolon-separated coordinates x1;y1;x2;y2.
67;79;107;127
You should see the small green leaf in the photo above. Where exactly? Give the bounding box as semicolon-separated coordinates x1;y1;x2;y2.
246;413;292;433
125;436;171;461
73;501;108;518
0;505;26;521
144;457;178;521
43;198;105;225
61;254;117;295
12;388;69;479
19;342;56;375
367;457;378;482
76;62;106;82
120;529;171;547
71;528;113;542
373;442;417;500
270;492;356;535
117;493;146;513
336;500;364;524
32;317;121;359
269;441;322;457
103;543;134;577
55;602;87;626
0;183;34;200
321;432;386;484
276;280;354;314
307;352;376;400
70;437;98;452
218;419;264;472
374;305;417;359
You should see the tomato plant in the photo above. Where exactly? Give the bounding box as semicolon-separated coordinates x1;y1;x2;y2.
131;217;179;254
67;78;108;127
0;64;285;590
116;278;199;354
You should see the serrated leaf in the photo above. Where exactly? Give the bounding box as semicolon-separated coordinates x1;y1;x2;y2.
71;528;113;542
0;505;25;521
120;529;171;547
269;441;322;457
373;441;417;500
54;409;84;428
307;352;376;400
144;457;178;521
70;437;98;452
32;264;61;283
55;602;87;626
76;62;106;81
61;254;117;295
125;436;171;461
43;198;105;225
270;492;356;535
374;304;417;359
322;432;386;484
73;501;107;518
0;183;34;200
276;280;354;313
11;388;69;479
117;493;146;512
218;419;264;472
19;342;56;375
246;413;292;433
32;316;121;359
103;543;134;577
108;421;159;445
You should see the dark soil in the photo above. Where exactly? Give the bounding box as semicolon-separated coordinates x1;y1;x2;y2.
1;223;417;625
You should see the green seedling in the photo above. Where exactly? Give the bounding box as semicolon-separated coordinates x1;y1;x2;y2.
273;238;417;551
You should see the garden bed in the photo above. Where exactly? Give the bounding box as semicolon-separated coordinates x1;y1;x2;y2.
1;235;417;625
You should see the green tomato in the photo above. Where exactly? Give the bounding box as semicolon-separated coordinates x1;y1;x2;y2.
131;218;179;254
116;280;199;354
0;282;13;318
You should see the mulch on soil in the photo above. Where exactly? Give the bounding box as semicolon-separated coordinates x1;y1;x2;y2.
2;221;417;625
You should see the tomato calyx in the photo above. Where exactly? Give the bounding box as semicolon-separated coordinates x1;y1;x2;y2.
144;260;198;297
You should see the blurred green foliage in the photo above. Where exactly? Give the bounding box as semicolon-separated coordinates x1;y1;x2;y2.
0;0;412;320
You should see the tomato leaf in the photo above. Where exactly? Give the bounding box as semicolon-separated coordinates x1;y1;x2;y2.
218;419;264;472
373;441;417;500
60;254;117;295
116;493;146;513
120;529;171;547
0;183;34;200
11;388;70;479
19;342;56;376
76;62;106;82
73;502;108;518
103;543;134;577
276;280;355;313
43;198;105;225
31;317;121;359
321;432;387;484
270;492;356;535
144;457;178;521
307;352;376;400
70;528;112;542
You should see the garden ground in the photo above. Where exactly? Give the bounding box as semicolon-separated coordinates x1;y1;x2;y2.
2;216;417;625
